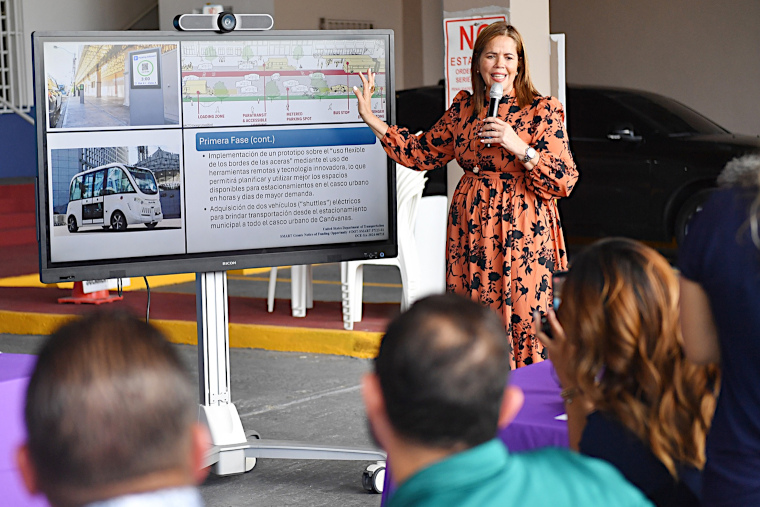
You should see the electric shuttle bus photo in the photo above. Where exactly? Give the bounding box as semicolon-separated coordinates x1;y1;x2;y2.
65;163;163;232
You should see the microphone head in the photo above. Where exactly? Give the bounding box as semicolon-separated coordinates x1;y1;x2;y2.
489;83;503;99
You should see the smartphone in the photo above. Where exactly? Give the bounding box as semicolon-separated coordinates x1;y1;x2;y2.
540;271;568;339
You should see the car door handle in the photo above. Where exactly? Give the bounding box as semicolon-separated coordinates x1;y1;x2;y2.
607;129;642;142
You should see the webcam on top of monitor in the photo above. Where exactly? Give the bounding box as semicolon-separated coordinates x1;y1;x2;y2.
173;12;274;32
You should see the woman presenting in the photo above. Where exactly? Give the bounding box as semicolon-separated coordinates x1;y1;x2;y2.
354;22;577;368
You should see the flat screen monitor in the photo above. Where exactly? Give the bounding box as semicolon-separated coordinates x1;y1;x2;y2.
33;30;396;283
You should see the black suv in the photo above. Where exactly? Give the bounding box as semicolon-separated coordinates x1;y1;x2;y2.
396;84;760;244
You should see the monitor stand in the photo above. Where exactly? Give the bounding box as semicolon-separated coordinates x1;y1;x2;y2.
195;271;387;492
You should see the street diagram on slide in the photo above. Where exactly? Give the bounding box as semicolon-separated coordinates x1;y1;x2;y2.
181;39;387;127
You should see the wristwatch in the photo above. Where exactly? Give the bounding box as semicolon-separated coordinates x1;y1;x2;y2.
523;146;537;163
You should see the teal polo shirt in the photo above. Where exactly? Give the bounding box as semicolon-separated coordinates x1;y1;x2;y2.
388;439;653;507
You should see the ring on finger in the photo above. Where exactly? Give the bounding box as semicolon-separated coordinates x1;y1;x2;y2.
370;85;376;93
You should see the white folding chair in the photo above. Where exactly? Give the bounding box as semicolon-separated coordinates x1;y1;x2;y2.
340;164;427;330
267;265;313;317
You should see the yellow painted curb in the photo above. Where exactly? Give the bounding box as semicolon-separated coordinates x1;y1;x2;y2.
0;273;197;291
227;323;381;358
114;274;198;291
0;310;77;336
228;267;274;276
0;274;60;289
0;310;382;359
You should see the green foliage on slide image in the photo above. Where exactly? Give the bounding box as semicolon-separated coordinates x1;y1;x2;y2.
242;45;254;62
293;45;304;62
213;81;229;100
266;80;280;98
310;76;329;95
204;45;217;62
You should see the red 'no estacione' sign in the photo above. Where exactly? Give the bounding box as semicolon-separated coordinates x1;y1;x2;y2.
444;15;507;107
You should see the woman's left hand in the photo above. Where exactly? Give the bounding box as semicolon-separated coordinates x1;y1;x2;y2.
480;117;527;156
533;309;575;389
535;309;592;451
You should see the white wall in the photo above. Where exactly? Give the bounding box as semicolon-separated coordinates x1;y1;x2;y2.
420;0;445;87
24;0;557;98
158;0;409;87
158;0;274;30
24;0;156;32
395;0;444;89
509;0;551;96
22;0;157;99
402;0;423;88
550;0;760;135
270;0;406;88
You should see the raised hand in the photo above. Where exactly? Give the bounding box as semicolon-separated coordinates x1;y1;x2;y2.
353;67;375;121
352;67;389;139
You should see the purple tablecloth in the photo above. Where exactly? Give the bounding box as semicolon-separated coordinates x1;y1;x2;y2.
498;359;568;451
381;360;568;503
0;353;48;507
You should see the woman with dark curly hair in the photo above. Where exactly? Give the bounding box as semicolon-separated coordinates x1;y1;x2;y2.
354;22;578;369
537;238;717;506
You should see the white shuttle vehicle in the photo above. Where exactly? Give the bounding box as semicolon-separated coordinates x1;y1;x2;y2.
65;163;163;232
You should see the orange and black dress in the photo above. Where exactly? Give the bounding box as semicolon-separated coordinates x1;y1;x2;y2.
381;90;578;368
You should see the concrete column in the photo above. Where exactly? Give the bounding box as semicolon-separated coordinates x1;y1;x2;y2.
508;1;551;95
401;0;446;88
420;0;445;86
402;0;424;88
96;64;102;98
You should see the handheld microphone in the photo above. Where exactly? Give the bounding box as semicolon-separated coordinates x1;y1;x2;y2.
486;83;502;147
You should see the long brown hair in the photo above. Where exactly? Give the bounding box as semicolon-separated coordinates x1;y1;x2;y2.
558;238;717;475
470;22;540;115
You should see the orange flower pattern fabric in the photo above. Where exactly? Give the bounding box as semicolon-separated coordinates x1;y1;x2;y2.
381;90;578;368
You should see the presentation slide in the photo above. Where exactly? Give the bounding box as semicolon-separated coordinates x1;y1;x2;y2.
36;31;395;282
47;129;186;263
180;38;387;127
43;41;182;131
183;125;387;253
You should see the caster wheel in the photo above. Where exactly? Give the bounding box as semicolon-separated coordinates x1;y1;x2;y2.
362;461;386;494
244;430;260;472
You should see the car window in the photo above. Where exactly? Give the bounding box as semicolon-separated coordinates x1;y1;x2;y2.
128;167;159;195
93;169;105;197
567;89;648;140
82;172;93;199
611;93;728;136
70;176;82;201
105;168;118;195
107;167;134;194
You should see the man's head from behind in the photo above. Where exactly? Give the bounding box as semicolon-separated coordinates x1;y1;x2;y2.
363;294;523;464
17;311;208;507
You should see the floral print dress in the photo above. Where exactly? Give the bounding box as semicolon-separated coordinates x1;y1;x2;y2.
381;90;578;368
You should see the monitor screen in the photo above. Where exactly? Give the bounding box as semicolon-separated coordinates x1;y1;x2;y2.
34;30;396;283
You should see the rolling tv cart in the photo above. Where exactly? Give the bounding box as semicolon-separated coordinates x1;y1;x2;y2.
195;271;387;493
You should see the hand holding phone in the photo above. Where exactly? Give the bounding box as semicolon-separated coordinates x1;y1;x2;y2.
540;313;554;339
540;271;567;340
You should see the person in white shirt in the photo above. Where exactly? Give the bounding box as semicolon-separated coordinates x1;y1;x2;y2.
16;311;209;507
